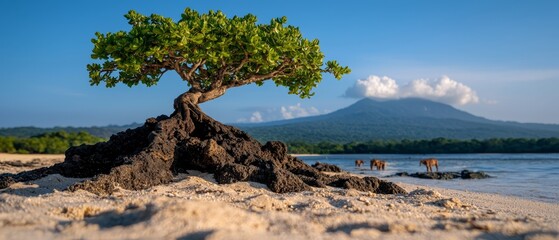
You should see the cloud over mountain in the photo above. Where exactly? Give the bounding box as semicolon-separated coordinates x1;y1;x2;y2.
237;103;323;123
345;75;479;105
248;112;263;123
281;103;320;120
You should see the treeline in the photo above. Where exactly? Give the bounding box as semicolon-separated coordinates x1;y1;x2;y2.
286;137;559;154
3;133;558;154
0;131;105;154
0;124;141;138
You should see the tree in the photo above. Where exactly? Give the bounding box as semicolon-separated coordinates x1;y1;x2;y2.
0;137;16;153
1;8;406;196
87;9;349;108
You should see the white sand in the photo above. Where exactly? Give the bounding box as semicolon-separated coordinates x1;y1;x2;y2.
0;153;64;174
1;154;558;239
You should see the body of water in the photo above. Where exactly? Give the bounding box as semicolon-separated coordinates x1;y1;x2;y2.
298;153;559;203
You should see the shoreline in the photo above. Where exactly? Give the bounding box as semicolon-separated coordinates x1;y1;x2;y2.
290;153;322;157
377;173;559;205
1;153;555;203
0;153;65;160
397;182;559;224
1;154;558;239
297;153;559;204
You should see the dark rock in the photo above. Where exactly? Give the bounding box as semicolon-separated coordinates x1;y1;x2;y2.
391;172;409;177
387;170;491;180
311;162;342;172
266;167;311;193
413;172;460;180
214;163;258;184
327;175;406;194
0;101;406;195
377;180;407;194
330;176;379;192
461;170;490;179
0;175;15;189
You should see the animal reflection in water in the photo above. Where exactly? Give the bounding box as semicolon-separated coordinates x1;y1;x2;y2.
355;159;365;167
370;159;386;170
420;158;439;172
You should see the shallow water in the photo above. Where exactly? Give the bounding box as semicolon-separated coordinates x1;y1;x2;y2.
299;153;559;203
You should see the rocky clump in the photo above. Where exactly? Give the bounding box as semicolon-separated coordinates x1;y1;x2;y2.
389;170;491;180
460;170;491;179
311;162;343;173
0;103;406;195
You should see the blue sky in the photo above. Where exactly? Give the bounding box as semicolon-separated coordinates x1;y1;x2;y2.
1;0;558;127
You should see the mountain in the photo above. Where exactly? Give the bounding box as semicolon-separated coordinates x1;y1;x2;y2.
3;98;559;142
236;98;559;143
0;123;142;139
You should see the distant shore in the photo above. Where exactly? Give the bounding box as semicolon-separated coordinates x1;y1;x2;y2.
1;154;557;239
0;153;65;160
290;153;322;157
0;153;64;174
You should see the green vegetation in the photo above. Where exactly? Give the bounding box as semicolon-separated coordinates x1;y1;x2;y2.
87;8;350;105
2;130;557;154
0;124;140;138
287;137;559;154
0;131;105;154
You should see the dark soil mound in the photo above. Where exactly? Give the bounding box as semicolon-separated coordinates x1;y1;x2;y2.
311;162;343;172
0;103;406;195
389;170;491;180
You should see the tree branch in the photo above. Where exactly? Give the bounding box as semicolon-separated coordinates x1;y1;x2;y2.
167;51;202;90
185;59;206;80
225;52;250;75
228;59;291;87
157;69;169;79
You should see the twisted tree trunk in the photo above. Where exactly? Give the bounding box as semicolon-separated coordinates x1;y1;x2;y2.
0;92;406;195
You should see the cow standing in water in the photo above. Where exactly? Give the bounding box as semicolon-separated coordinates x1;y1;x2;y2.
355;159;364;167
420;158;439;172
370;159;386;170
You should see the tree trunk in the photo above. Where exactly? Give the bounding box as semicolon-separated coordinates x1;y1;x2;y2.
0;92;406;195
174;87;227;107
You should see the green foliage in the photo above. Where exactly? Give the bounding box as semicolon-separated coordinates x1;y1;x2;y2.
286;138;559;154
241;117;559;144
87;8;350;100
0;124;141;139
0;137;16;153
0;131;106;154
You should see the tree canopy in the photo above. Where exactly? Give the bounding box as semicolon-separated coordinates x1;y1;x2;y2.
87;8;350;104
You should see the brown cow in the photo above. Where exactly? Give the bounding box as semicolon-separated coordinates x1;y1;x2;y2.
370;159;386;170
355;159;365;167
420;158;439;172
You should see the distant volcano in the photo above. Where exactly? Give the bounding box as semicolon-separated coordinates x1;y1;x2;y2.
237;98;559;143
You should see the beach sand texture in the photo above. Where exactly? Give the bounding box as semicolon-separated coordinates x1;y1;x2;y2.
1;154;558;239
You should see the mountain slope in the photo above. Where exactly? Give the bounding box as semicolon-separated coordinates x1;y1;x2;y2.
237;98;559;143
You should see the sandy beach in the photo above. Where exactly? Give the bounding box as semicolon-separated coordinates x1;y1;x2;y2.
1;154;558;239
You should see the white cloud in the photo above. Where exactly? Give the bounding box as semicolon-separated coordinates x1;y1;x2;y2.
345;75;479;105
236;111;264;123
344;75;399;99
249;111;263;123
400;76;479;105
281;103;320;119
237;103;323;123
